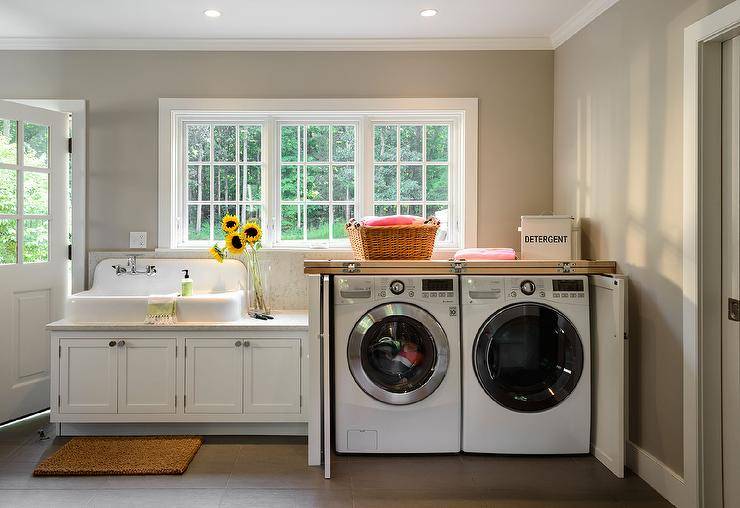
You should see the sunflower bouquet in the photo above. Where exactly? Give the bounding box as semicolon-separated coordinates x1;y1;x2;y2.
210;214;270;315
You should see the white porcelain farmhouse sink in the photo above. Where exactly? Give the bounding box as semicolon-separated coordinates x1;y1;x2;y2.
67;258;247;323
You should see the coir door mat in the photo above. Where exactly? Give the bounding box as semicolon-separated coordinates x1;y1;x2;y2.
33;436;203;476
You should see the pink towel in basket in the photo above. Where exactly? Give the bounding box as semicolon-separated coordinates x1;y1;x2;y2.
453;248;517;261
361;215;425;227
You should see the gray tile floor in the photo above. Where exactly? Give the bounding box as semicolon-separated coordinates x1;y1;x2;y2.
0;413;671;507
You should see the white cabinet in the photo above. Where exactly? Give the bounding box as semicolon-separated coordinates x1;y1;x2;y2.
185;339;243;414
59;339;117;414
58;337;176;415
118;338;176;414
245;339;301;414
184;337;302;415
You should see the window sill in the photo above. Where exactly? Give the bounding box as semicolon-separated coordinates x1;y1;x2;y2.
155;246;462;259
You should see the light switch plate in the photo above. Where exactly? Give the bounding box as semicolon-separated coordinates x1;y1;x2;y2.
129;232;147;249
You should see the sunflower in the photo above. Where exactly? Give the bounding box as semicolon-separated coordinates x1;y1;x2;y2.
242;221;263;245
225;231;247;255
209;244;224;263
221;214;240;233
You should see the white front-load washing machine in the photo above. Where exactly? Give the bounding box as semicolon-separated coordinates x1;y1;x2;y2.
461;276;590;454
334;275;461;453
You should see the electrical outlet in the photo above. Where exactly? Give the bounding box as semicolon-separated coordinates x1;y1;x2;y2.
129;232;147;249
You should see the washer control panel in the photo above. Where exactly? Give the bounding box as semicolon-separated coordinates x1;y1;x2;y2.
374;276;457;303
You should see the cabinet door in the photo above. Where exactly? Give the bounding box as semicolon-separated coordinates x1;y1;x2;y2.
185;339;243;414
118;338;176;414
244;339;301;414
59;339;117;414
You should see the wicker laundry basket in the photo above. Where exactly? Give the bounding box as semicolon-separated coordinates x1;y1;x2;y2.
346;218;440;260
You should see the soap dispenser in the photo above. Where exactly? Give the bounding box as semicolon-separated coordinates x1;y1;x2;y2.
181;270;193;296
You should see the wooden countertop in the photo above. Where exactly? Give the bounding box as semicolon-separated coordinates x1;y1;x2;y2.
304;259;617;275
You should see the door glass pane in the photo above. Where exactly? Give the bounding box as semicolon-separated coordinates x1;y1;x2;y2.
306;165;329;201
23;219;48;263
374;125;397;162
332;125;355;162
214;165;237;201
399;125;423;162
187;124;210;162
426;125;449;162
0;168;16;213
332;204;354;239
239;125;261;162
188;204;211;241
187;164;210;201
373;165;396;201
426;165;448;201
332;165;355;201
399;165;422;201
23;171;48;215
306;125;329;162
0;219;16;264
307;204;329;240
213;125;236;162
240;165;261;201
360;315;437;393
281;204;303;240
0;119;17;165
23;123;49;168
280;165;302;201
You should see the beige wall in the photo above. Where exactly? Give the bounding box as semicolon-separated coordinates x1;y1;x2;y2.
554;0;733;474
0;50;553;252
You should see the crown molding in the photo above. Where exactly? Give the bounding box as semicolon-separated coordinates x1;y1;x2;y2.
550;0;621;48
0;36;553;51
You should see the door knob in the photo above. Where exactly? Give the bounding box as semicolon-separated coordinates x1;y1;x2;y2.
108;341;116;347
243;341;250;348
117;340;126;347
235;340;242;347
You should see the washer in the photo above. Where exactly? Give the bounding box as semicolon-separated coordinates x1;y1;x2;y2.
461;276;590;454
334;275;461;453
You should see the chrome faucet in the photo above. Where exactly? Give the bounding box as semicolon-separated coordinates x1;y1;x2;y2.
112;255;157;276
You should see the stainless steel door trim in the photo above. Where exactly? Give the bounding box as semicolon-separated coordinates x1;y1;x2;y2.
347;302;449;405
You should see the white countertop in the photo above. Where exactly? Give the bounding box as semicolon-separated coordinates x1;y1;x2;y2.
46;310;308;332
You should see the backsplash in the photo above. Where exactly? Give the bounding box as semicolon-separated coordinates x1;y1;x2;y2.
88;250;320;310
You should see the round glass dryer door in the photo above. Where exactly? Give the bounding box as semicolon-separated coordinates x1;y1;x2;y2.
348;303;449;405
473;303;583;412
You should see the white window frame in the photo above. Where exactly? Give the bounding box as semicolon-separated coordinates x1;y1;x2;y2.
158;98;478;253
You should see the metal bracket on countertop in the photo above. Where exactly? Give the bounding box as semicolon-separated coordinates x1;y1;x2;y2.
450;260;465;274
342;262;361;273
558;262;575;273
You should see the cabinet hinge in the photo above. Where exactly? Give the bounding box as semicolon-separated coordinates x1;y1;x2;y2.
342;262;360;273
58;345;61;358
58;394;61;406
300;395;302;407
174;395;177;408
729;298;740;322
558;262;575;274
175;345;178;357
67;137;72;154
184;346;187;358
184;394;186;407
450;260;464;274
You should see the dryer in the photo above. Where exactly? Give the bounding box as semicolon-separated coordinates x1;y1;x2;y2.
334;275;461;453
461;276;590;454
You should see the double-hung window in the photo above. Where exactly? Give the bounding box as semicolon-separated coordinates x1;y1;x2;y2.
162;99;477;251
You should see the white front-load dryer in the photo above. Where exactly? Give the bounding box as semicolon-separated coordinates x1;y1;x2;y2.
334;275;461;453
461;276;590;454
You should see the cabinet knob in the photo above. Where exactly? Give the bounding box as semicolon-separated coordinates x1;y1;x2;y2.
235;340;242;347
117;340;126;347
108;340;116;347
243;341;250;348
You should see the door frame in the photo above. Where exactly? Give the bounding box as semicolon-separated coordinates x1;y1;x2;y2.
7;99;86;294
684;2;740;506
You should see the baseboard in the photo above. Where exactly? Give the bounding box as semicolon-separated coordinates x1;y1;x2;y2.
626;441;686;507
59;422;308;436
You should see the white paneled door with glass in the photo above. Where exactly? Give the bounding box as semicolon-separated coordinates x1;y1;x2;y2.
0;100;67;423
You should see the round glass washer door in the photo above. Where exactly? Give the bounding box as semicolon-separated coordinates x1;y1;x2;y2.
348;303;449;405
473;302;584;413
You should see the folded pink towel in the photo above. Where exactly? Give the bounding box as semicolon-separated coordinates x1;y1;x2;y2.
453;248;517;261
362;215;425;227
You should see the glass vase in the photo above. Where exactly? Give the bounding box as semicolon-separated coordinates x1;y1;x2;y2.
245;251;271;316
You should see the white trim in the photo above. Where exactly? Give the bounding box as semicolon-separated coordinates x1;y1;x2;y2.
684;2;740;507
627;441;686;508
6;99;86;294
158;98;478;252
0;37;552;52
550;0;621;48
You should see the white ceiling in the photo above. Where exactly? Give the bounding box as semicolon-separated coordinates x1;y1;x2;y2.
0;0;618;50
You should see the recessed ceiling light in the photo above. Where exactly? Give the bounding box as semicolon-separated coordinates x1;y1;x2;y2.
420;9;438;17
203;9;221;18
